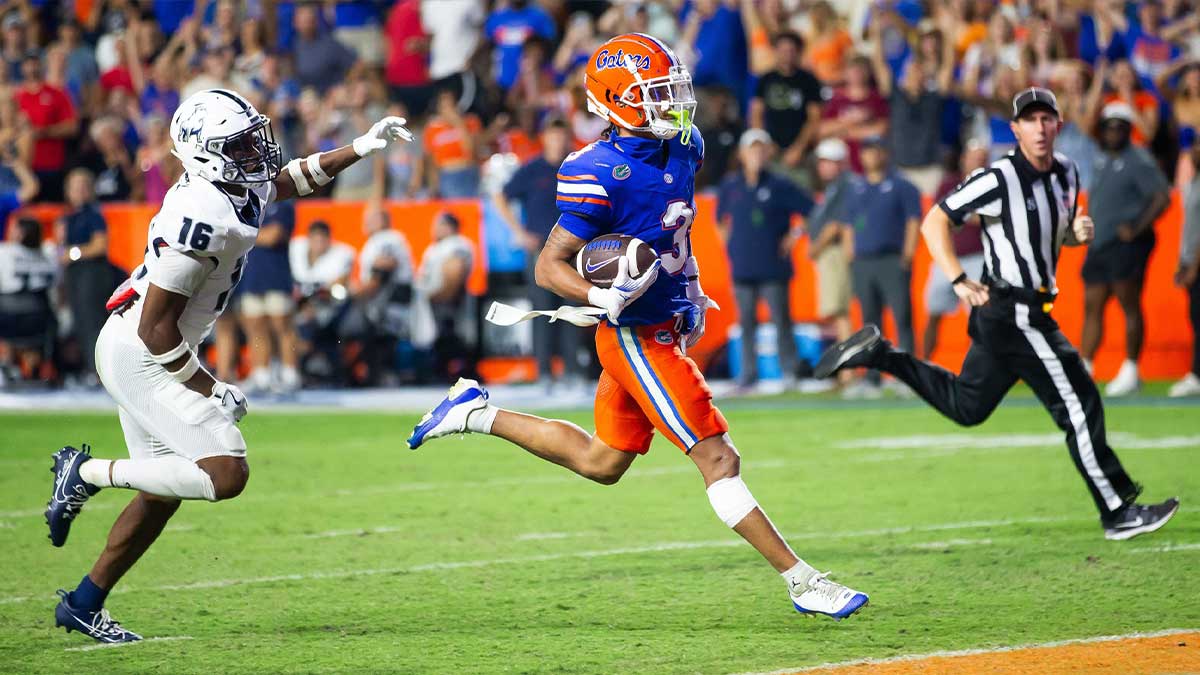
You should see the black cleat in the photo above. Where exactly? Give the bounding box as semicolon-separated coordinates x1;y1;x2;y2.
45;446;101;547
54;590;142;643
814;325;887;379
1102;498;1180;541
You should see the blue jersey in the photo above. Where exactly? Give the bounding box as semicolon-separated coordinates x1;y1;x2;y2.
555;129;705;327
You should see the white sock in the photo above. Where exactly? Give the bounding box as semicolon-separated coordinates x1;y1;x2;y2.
79;459;113;488
782;560;818;590
466;405;498;434
110;457;217;501
1123;359;1139;374
1083;358;1094;375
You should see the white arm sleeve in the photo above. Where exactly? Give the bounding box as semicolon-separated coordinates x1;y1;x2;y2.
148;247;209;297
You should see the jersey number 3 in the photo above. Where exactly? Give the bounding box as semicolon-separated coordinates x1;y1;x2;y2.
658;200;694;275
179;217;214;251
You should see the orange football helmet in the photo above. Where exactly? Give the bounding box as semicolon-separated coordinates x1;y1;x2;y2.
584;33;697;143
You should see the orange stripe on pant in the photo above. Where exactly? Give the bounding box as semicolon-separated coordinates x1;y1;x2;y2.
593;320;729;453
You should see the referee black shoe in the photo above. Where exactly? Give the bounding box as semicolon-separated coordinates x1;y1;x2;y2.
814;325;886;379
1102;497;1180;541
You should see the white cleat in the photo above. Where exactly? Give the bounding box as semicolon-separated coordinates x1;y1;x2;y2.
1104;360;1141;397
407;378;490;450
1168;373;1200;398
790;572;869;621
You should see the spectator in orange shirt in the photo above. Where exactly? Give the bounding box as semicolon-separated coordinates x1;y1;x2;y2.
15;53;78;202
423;88;483;198
1104;59;1159;147
804;1;854;85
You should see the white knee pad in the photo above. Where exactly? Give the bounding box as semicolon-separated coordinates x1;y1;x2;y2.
706;475;758;528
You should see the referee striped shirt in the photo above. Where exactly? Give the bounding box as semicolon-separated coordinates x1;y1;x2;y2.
937;148;1079;293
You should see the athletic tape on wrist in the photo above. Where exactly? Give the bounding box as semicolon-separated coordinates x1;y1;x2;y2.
167;352;201;383
286;158;313;196
306;153;332;186
149;339;191;365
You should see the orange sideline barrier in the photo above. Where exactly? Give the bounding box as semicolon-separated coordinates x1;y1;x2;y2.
15;192;1194;381
20;200;487;296
689;192;1193;381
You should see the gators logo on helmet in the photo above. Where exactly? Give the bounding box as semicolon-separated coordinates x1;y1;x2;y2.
584;33;697;144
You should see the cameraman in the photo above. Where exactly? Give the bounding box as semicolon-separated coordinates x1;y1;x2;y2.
289;220;355;384
342;204;415;385
0;218;58;385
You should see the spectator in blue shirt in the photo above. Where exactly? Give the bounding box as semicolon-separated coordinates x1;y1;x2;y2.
717;129;814;389
683;0;749;103
0;155;38;240
236;200;301;395
495;119;584;390
485;0;556;91
57;169;114;385
843;136;921;390
292;3;359;94
331;0;387;67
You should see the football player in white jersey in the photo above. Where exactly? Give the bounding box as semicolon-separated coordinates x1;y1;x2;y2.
43;88;412;643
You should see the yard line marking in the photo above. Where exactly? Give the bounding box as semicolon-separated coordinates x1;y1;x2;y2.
1129;542;1200;554
64;636;193;652
0;513;1103;605
838;432;1200;452
514;532;600;541
0;460;788;520
909;538;993;549
303;526;406;539
729;628;1200;675
0;504;119;519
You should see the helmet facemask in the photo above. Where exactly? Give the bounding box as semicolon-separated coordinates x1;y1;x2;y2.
206;115;282;184
621;62;696;144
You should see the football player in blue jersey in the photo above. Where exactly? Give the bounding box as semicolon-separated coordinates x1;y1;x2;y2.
410;34;868;620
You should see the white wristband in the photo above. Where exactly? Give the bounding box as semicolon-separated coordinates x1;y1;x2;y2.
149;339;191;365
587;286;608;307
306;153;332;186
286;158;313;196
167;352;201;382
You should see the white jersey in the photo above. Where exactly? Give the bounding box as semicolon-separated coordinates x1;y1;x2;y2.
0;241;59;294
289;236;355;291
359;229;414;285
127;173;276;345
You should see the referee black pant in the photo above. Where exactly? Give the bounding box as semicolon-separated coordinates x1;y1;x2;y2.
877;296;1140;518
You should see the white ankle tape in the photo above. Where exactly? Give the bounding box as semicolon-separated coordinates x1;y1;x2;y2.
706;475;758;527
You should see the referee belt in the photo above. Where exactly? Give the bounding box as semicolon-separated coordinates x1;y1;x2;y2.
988;279;1057;313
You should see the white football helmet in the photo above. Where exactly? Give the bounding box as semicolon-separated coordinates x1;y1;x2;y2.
170;89;282;185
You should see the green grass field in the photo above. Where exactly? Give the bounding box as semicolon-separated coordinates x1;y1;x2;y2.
2;394;1198;674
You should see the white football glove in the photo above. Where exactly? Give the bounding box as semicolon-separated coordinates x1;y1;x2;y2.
353;116;414;157
210;381;248;423
587;256;662;323
682;255;720;348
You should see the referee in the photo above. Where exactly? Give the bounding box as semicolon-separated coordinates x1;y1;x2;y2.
815;87;1179;541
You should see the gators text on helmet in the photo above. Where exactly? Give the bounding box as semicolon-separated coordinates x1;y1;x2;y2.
584;33;697;144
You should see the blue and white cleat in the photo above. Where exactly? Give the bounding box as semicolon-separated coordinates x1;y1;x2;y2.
45;445;101;547
54;590;141;643
790;572;869;621
407;378;491;450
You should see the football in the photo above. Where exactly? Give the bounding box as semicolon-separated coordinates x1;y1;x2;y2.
575;234;659;288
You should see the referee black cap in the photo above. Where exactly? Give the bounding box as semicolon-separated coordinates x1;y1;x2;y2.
1012;87;1060;120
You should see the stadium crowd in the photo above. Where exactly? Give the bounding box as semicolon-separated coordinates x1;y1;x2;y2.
0;0;1198;397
